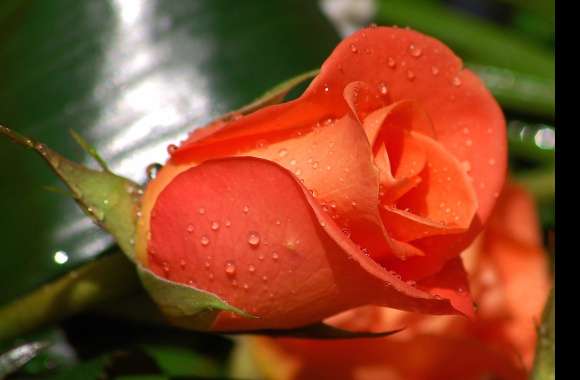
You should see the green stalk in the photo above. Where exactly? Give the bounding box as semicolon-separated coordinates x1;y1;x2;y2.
376;0;554;79
531;288;555;380
0;253;140;343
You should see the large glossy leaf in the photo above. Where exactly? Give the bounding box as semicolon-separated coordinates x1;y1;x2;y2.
0;0;340;306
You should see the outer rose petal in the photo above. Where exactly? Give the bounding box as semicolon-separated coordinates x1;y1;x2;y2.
147;157;463;330
171;27;505;278
235;184;549;379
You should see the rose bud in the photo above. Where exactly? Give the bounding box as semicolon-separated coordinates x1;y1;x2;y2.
135;26;506;331
235;184;551;380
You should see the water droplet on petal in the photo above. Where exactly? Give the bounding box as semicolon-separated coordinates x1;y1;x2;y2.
198;207;206;215
462;161;471;172
278;148;288;158
431;66;439;75
243;205;249;214
225;219;231;227
465;139;473;146
323;83;330;93
488;158;496;166
452;76;462;87
179;259;186;268
408;44;422;57
350;44;358;53
378;82;389;95
247;231;261;247
387;57;396;68
272;251;279;260
211;221;220;231
167;144;178;154
289;159;297;166
200;235;210;246
225;262;236;276
248;264;256;273
406;70;415;81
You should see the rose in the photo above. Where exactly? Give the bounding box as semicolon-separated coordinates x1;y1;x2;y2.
135;26;506;331
235;184;551;380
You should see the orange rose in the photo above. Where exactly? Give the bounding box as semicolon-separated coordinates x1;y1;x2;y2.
136;26;506;331
235;184;551;380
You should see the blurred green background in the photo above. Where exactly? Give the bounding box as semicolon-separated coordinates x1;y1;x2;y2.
0;0;554;378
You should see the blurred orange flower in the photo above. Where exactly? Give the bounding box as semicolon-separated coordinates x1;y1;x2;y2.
235;184;551;380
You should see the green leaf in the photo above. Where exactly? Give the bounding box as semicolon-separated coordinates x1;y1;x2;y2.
0;125;142;259
0;0;340;306
375;0;554;79
42;356;112;380
468;64;554;119
0;340;50;378
141;345;221;378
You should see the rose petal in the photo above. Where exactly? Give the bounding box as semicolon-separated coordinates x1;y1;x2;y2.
247;333;526;380
148;157;463;330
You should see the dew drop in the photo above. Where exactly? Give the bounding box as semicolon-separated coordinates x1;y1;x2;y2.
53;250;69;265
243;284;249;290
225;219;231;227
323;83;330;93
167;144;178;154
198;207;206;215
243;205;249;214
311;161;319;169
431;66;439;75
295;168;302;176
272;251;279;260
452;76;462;87
225;262;236;276
211;221;220;231
387;57;396;68
378;81;389;95
350;44;358;53
462;161;471;172
247;231;261;247
179;259;186;269
408;44;422;57
465;139;473;146
488;158;496;166
406;70;415;80
289;159;297;166
278;148;288;158
262;275;268;282
200;235;210;246
146;163;162;180
248;264;256;273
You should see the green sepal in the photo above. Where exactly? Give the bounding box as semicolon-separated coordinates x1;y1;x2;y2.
138;267;255;331
0;125;141;259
